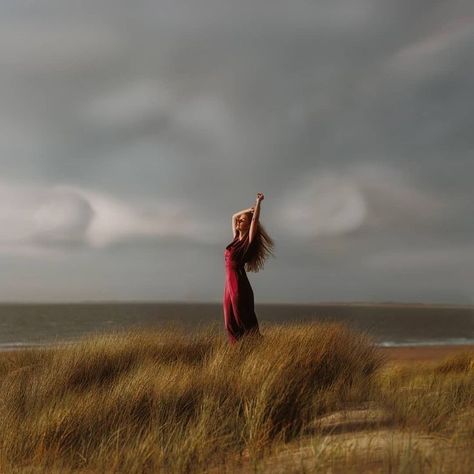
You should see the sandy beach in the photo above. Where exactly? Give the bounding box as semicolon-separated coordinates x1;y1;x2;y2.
381;344;474;362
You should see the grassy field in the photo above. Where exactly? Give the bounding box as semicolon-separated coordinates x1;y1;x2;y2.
0;322;472;473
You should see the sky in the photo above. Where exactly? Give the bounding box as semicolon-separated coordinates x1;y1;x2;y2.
0;0;473;304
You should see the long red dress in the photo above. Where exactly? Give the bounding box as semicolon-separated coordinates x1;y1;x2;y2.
223;234;262;344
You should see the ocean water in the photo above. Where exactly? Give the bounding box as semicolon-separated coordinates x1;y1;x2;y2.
0;302;473;349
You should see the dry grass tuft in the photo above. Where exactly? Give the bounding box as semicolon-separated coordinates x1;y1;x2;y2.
376;354;474;436
435;351;474;374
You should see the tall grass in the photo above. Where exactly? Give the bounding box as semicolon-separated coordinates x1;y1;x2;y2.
250;351;474;474
0;322;382;473
377;351;474;435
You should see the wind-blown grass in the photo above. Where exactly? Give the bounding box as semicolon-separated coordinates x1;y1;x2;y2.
3;323;472;473
0;322;383;473
377;351;474;435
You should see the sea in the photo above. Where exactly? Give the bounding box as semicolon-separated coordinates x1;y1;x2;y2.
0;302;473;350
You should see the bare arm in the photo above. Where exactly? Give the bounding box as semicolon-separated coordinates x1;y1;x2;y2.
233;207;254;218
248;193;264;244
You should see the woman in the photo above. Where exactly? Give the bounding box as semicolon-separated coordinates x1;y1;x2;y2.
223;192;274;344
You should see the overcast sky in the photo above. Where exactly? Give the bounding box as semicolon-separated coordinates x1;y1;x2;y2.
1;0;473;304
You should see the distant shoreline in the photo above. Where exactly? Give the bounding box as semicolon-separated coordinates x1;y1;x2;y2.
0;301;472;309
380;344;474;362
0;302;472;355
2;341;474;361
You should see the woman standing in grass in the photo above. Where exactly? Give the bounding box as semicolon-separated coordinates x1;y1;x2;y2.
223;193;274;344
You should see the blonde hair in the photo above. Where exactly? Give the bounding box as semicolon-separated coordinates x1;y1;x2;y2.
241;213;275;272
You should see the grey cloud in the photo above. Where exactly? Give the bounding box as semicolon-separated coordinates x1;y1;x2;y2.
33;190;94;246
272;162;449;242
0;181;220;256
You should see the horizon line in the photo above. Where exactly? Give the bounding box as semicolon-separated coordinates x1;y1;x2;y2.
0;300;472;308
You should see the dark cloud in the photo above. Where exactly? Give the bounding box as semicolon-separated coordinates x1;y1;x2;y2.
0;0;472;302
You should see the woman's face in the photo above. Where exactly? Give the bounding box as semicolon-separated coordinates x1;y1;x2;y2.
237;214;251;232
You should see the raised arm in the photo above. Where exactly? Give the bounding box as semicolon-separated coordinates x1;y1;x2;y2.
248;193;264;244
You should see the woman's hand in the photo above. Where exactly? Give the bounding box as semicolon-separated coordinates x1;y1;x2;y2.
256;193;264;202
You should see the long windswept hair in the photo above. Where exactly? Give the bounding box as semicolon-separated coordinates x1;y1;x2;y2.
241;213;275;273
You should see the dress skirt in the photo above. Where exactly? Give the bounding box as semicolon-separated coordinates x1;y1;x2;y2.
223;235;261;344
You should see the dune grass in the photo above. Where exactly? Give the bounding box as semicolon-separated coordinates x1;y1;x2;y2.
377;351;474;436
0;322;382;473
0;323;472;473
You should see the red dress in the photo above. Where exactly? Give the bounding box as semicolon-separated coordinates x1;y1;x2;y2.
223;234;262;344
